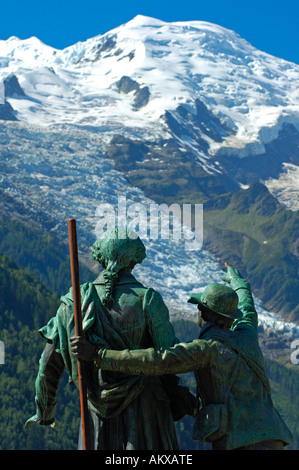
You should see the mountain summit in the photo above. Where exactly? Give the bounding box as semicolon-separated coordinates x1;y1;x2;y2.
1;15;299;148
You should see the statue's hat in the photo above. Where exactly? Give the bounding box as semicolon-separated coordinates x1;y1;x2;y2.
188;283;242;320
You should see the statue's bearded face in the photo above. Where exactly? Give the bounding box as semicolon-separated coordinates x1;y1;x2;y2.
197;307;205;328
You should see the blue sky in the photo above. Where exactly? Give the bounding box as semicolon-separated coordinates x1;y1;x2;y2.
1;0;298;64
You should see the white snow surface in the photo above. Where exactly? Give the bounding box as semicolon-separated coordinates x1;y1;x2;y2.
1;15;299;150
264;163;299;211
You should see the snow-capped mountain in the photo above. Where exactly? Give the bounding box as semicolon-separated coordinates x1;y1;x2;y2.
1;15;299;205
1;16;299;346
1;15;299;136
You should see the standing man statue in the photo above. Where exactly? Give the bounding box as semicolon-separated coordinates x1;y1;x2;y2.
73;264;293;450
25;227;195;450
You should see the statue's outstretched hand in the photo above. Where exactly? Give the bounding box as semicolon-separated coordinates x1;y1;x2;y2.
222;262;243;284
222;263;250;293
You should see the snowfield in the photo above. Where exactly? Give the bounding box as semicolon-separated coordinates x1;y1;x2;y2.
1;15;299;148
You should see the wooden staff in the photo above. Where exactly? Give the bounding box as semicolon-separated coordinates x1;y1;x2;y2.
68;218;90;450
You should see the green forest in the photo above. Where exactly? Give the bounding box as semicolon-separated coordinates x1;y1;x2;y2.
0;218;298;450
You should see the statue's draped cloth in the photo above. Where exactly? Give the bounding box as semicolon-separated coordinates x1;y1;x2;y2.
39;271;179;449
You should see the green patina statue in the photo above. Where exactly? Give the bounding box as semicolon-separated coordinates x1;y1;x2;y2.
25;228;195;450
72;264;293;450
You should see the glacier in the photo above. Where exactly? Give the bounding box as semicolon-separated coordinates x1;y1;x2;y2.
1;121;298;345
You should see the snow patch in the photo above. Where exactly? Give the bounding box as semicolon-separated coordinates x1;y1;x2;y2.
264;163;299;211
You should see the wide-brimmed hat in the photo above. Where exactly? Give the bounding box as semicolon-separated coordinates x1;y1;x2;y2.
188;283;242;320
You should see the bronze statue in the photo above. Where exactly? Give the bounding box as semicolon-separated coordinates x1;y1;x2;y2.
25;227;195;450
72;264;293;450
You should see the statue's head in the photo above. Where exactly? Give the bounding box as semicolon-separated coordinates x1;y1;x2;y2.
188;283;242;328
92;227;146;269
92;227;146;307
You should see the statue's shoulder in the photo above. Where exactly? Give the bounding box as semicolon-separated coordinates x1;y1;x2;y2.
59;282;94;306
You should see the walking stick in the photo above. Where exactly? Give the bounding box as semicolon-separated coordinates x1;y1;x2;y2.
68;218;90;450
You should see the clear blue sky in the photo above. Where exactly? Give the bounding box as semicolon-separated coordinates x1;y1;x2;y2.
1;0;298;64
